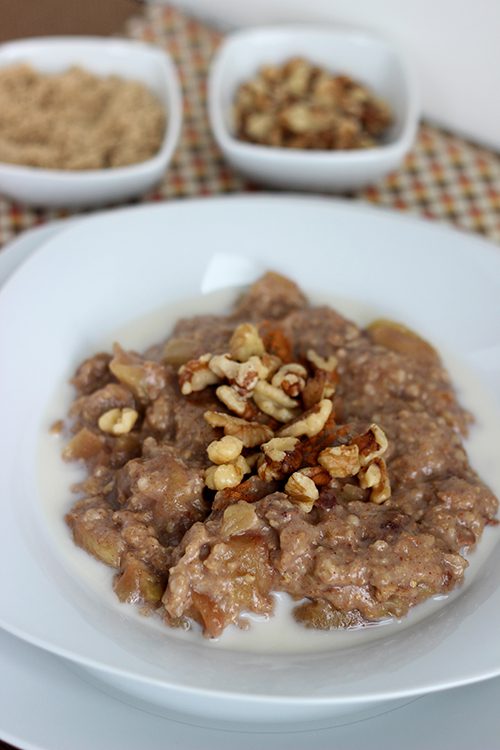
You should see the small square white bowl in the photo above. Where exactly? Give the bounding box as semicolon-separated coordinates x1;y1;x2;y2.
208;26;419;192
0;37;183;207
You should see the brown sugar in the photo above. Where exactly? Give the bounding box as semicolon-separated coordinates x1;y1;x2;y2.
0;64;166;169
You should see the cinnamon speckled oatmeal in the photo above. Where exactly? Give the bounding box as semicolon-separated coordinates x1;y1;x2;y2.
60;273;498;638
0;64;165;169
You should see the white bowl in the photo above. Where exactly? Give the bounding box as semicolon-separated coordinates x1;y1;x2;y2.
0;37;182;207
208;26;419;191
0;197;499;728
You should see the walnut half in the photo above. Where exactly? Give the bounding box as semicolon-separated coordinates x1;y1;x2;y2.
285;471;319;512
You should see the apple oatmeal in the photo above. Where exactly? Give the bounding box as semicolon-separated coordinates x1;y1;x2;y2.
61;273;498;638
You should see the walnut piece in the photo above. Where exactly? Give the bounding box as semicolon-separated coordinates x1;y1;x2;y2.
229;323;265;362
318;444;361;478
298;465;331;486
178;354;219;395
207;435;243;465
285;471;319;512
204;411;274;447
98;407;138;435
302;369;337;407
280;398;333;438
233;454;252;476
271;363;308;397
252;380;299;422
307;349;338;372
216;384;254;418
354;423;389;466
261;436;299;462
205;462;245;491
208;353;240;381
358;457;391;504
210;353;268;396
258;436;301;481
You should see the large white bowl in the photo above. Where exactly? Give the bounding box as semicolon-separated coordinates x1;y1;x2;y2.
0;37;182;207
208;27;419;191
0;196;499;728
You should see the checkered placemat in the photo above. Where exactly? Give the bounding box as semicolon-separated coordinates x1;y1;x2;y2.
0;2;499;248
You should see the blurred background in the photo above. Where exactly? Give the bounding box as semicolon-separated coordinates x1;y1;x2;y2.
0;0;498;245
0;0;497;148
0;0;139;40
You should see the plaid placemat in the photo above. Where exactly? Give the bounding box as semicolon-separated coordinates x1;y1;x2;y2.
0;2;499;248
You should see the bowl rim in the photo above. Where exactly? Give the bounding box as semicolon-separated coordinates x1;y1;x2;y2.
0;36;183;181
208;24;420;163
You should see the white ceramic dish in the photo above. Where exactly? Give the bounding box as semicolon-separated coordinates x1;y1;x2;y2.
0;37;182;207
2;627;500;750
208;27;419;191
2;223;500;750
0;196;499;728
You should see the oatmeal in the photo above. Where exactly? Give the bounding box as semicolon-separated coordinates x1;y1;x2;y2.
233;58;392;150
62;272;498;637
0;64;165;169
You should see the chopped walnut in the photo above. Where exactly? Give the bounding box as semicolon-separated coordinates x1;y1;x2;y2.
261;353;282;379
271;363;308;397
285;471;319;512
178;354;219;395
258;436;301;481
318;444;361;478
210;353;267;396
207;435;243;465
307;349;338;372
280;398;333;438
229;323;265;362
298;465;331;486
353;423;389;466
253;380;299;422
302;369;337;408
205;462;245;491
236;357;268;392
358;457;391;504
183;321;391;509
208;353;240;381
261;436;299;462
233;454;252;476
216;385;254;418
204;411;274;447
98;407;138;436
